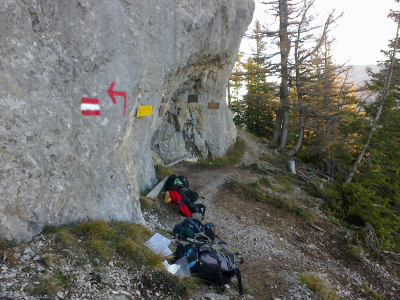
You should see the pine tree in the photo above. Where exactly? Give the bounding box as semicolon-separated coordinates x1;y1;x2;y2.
259;0;342;150
241;21;277;138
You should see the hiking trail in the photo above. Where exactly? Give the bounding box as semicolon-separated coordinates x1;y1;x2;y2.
149;129;400;300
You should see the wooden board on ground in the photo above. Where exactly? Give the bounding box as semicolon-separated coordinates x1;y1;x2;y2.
146;176;168;199
159;106;165;117
166;154;191;167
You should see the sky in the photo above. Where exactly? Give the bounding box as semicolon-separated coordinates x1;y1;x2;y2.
241;0;400;66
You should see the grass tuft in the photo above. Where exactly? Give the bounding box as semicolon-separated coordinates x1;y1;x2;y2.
42;225;59;234
226;180;316;222
361;282;384;300
116;236;140;258
299;273;340;300
57;228;76;247
113;222;152;243
32;276;60;298
155;166;174;179
140;195;154;210
145;253;165;268
348;245;364;261
84;238;111;259
199;137;246;166
43;254;58;267
75;220;116;240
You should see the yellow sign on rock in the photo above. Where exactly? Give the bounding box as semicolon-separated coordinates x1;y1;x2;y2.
136;106;152;117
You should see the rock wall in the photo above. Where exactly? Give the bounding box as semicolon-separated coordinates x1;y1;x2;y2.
0;0;254;241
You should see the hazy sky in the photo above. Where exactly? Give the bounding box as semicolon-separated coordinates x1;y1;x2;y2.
242;0;400;66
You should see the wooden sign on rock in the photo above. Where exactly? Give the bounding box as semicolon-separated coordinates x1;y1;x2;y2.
208;103;219;109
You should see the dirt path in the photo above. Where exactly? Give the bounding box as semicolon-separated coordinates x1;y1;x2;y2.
156;129;400;300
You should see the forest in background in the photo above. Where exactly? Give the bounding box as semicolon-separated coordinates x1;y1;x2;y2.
228;0;400;260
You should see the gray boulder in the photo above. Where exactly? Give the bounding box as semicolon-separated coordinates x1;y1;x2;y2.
0;0;254;241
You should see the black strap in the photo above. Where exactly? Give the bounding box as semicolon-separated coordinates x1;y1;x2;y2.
236;268;243;295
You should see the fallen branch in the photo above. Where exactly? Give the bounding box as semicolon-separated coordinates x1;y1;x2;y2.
362;225;400;273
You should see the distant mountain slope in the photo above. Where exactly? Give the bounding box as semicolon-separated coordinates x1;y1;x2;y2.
349;64;379;87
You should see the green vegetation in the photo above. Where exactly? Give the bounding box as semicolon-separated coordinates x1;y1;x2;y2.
28;221;194;298
32;276;61;299
21;266;32;273
155;165;174;179
226;180;316;223
43;254;58;267
199;136;246;166
54;272;73;287
348;245;364;262
42;221;156;266
140;195;155;210
299;273;341;300
228;0;400;260
57;227;76;246
361;282;384;300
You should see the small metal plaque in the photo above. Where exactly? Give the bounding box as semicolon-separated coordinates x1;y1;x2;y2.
159;106;165;117
188;95;198;103
208;103;219;109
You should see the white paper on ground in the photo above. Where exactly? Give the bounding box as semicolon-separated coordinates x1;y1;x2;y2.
163;260;180;275
143;233;173;257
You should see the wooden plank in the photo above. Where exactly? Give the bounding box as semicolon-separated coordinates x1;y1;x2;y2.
146;176;168;199
188;95;198;103
159;106;165;117
166;154;191;167
208;103;219;109
137;106;152;117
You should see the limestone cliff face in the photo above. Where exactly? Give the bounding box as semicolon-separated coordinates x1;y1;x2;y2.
0;0;254;241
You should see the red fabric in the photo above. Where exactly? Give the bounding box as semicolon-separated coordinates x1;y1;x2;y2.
169;190;192;217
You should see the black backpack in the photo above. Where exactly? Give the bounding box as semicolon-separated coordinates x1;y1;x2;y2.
173;218;215;242
175;242;243;295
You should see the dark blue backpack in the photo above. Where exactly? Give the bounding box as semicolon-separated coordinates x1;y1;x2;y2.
173;218;215;242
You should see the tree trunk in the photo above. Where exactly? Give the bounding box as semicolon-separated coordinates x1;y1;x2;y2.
273;108;283;144
274;0;290;149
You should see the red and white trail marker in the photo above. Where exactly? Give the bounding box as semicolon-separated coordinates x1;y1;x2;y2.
81;98;101;116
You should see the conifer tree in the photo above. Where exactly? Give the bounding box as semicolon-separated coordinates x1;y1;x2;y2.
346;10;400;183
242;21;277;138
259;0;341;149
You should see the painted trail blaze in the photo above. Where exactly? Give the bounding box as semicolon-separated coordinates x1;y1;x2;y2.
81;98;101;116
